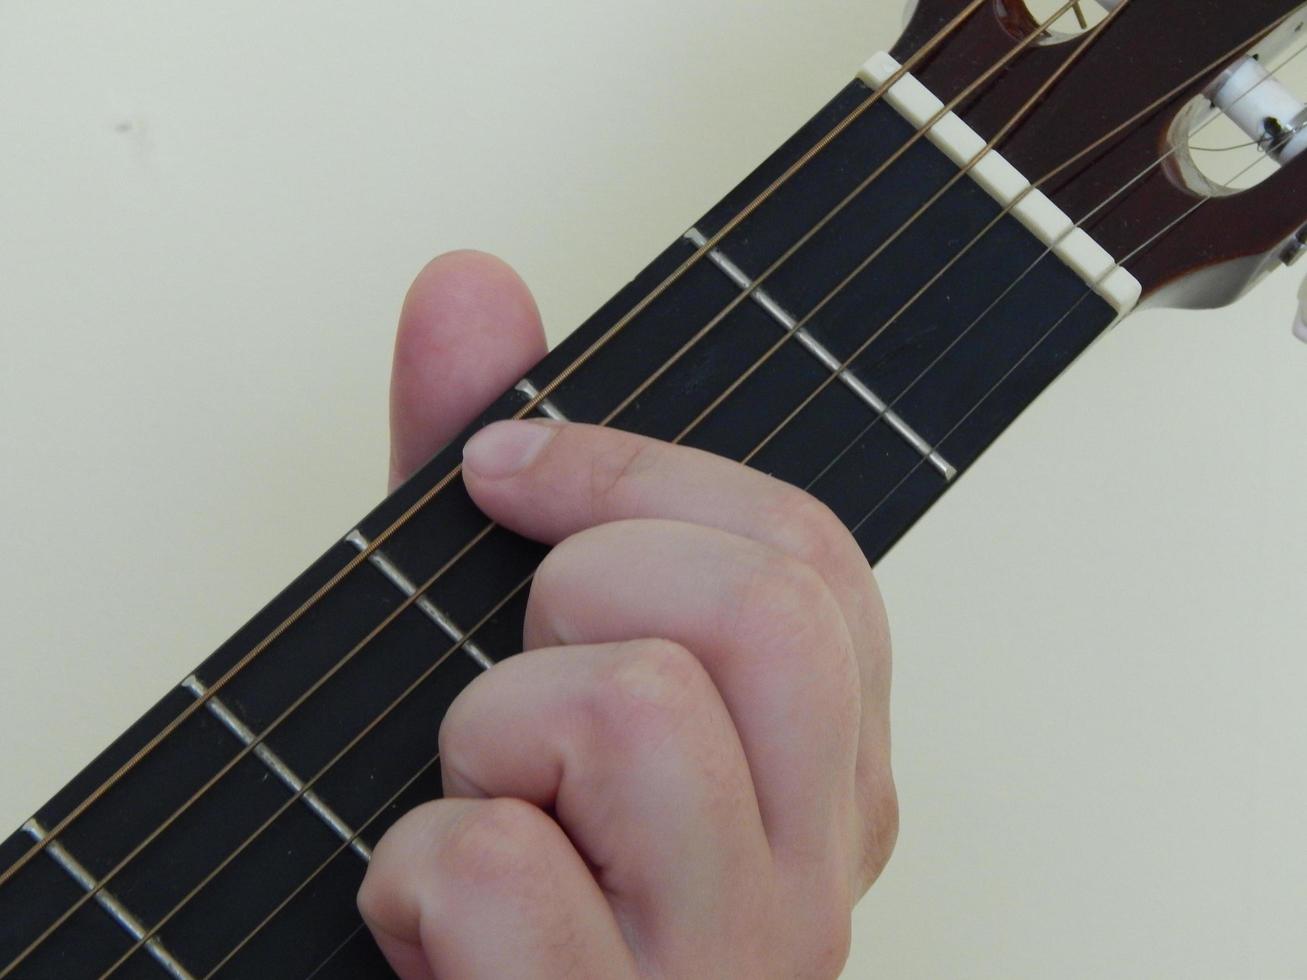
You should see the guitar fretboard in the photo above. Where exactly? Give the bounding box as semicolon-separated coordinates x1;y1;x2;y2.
0;70;1119;979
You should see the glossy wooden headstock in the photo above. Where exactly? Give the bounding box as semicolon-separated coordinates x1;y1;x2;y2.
893;0;1307;308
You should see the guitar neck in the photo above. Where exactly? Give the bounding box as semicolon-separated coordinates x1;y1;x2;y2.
1;60;1128;979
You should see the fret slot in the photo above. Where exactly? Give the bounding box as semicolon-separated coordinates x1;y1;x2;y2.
793;414;948;529
139;797;346;977
514;379;569;422
356;398;550;598
204;540;486;834
21;821;196;980
600;295;791;443
356;385;533;580
768;161;1013;368
0;828;165;978
373;518;545;654
212;596;467;798
180;678;371;863
346;530;495;670
70;751;328;936
755;384;930;518
3;53;1139;978
708;106;968;339
455;584;531;670
891;256;1114;471
518;245;742;427
675;335;866;467
685;226;956;482
34;695;244;885
346;750;445;854
302;635;480;837
197;559;410;736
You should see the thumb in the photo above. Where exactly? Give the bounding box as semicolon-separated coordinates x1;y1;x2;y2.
389;250;548;490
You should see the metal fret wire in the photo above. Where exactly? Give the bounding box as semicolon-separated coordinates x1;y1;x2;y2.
200;752;445;979
730;21;1302;470
0;522;516;976
59;8;1099;977
674;6;1129;450
84;573;532;979
0;0;992;904
11;4;1071;974
122;12;1304;979
280;24;1301;979
0;4;1032;970
35;5;1292;976
8;6;1291;976
530;0;1091;436
222;24;1307;980
813;39;1307;513
846;122;1287;540
298;34;1307;977
138;14;1307;980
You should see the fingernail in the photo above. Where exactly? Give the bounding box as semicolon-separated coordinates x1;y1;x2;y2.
462;420;556;479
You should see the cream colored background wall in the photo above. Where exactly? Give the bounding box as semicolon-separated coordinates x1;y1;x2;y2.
2;3;1305;977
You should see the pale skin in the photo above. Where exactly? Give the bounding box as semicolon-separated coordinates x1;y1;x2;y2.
358;251;898;979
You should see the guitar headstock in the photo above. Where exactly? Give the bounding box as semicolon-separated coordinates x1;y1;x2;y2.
892;0;1307;313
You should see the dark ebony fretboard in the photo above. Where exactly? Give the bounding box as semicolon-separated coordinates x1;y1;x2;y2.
0;72;1119;979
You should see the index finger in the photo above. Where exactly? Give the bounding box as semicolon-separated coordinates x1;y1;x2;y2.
460;420;889;723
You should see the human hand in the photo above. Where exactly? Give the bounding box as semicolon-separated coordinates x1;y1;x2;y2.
358;251;897;979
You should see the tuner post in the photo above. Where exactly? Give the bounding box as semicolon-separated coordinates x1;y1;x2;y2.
1208;57;1307;164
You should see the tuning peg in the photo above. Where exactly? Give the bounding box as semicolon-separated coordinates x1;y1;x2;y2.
1209;57;1307;164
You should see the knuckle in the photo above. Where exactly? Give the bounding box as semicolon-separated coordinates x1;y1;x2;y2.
587;639;706;745
437;798;554;895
